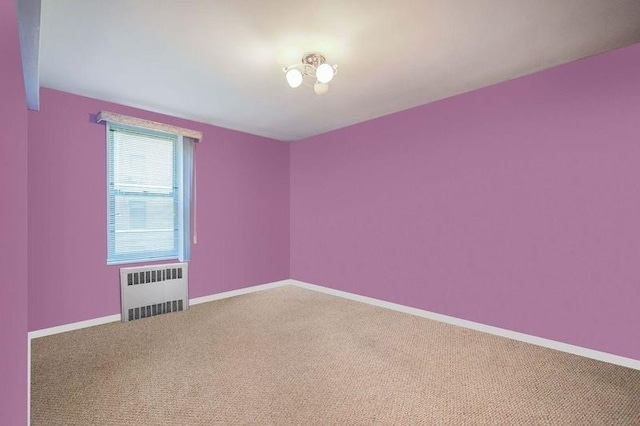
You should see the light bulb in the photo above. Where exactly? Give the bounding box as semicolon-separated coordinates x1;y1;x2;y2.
286;69;303;88
315;63;334;83
313;82;329;96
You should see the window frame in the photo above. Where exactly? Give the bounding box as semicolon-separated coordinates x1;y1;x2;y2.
106;122;184;265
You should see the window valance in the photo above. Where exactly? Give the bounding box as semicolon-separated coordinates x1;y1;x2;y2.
97;111;202;142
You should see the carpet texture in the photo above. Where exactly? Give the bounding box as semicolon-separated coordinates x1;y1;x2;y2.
31;285;640;425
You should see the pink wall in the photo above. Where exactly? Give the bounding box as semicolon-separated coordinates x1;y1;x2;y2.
0;0;29;423
28;89;290;331
291;43;640;360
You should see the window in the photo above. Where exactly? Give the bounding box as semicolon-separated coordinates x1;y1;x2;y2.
107;123;194;264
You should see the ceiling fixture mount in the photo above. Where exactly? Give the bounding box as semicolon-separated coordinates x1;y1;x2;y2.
283;52;338;96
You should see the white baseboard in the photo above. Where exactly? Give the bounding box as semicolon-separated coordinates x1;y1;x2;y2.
288;279;640;371
27;336;31;426
189;279;293;306
26;277;640;425
27;277;640;373
28;279;294;341
28;313;122;340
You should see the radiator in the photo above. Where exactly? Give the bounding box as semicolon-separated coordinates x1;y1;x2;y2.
120;263;189;322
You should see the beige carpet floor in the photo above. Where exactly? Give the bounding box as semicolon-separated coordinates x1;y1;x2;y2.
31;285;640;425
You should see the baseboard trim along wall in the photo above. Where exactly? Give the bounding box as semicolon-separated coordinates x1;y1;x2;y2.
188;280;292;306
27;279;293;340
290;279;640;371
28;313;122;340
28;278;640;372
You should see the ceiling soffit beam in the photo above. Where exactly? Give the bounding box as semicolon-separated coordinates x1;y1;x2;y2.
16;0;41;111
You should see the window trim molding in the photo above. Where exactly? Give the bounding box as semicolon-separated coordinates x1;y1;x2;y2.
106;123;183;265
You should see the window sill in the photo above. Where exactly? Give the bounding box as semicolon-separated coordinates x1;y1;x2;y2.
107;256;179;266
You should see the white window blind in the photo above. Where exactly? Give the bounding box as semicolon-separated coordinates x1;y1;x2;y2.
107;123;194;264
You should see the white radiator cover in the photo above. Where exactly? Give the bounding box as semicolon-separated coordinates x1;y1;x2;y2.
120;263;189;322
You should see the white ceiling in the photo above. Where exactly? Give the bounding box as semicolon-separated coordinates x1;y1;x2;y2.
39;0;640;141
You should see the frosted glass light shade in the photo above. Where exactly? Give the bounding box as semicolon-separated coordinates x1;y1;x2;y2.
313;82;329;95
316;63;334;83
286;69;303;88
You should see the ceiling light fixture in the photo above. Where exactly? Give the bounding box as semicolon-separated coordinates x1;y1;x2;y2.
283;52;338;96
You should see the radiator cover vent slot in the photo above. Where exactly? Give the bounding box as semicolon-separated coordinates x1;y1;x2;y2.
120;263;188;322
